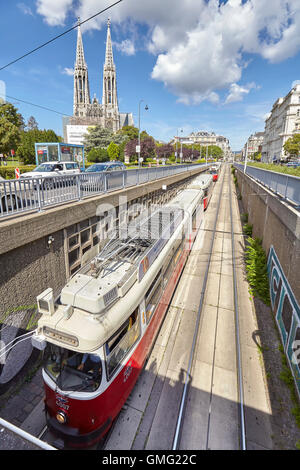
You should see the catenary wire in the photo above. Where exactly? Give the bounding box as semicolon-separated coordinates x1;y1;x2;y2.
0;0;123;72
0;93;72;117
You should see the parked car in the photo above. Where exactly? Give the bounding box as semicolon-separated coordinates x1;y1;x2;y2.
84;162;126;173
81;162;126;192
20;161;81;189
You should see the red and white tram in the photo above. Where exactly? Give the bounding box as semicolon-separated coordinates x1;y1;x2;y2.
189;174;213;210
32;176;213;448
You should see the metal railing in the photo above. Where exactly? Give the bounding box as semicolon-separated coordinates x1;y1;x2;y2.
234;163;300;207
0;164;207;220
0;417;56;450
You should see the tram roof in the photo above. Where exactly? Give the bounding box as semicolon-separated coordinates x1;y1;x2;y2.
34;181;204;352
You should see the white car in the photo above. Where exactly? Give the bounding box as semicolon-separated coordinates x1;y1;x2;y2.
20;161;81;189
20;161;81;179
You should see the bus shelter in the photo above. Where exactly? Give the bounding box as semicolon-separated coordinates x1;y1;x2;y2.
35;143;85;169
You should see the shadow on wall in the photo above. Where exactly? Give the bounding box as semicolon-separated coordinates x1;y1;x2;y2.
0;306;41;395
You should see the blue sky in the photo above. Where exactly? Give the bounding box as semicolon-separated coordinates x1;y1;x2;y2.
1;0;300;150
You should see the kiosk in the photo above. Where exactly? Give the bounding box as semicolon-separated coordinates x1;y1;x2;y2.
35;143;85;169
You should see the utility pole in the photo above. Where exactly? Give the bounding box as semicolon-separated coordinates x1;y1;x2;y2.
244;140;248;174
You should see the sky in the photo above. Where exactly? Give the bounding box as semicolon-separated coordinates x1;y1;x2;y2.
1;0;300;151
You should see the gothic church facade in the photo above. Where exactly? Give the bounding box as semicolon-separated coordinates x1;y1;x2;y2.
66;19;133;142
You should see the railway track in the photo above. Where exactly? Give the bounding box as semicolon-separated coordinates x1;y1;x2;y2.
171;163;246;450
21;164;247;451
101;164;249;451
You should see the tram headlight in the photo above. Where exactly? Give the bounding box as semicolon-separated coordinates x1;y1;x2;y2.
56;411;67;424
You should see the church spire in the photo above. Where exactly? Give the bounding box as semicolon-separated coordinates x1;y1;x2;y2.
75;17;86;66
73;17;91;117
104;18;115;69
102;18;119;130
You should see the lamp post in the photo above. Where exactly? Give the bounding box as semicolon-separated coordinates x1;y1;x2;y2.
137;100;149;169
180;129;183;164
175;128;179;164
244;140;248;174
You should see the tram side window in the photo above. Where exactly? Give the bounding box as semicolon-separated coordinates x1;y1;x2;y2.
145;270;163;323
106;308;141;380
192;209;197;231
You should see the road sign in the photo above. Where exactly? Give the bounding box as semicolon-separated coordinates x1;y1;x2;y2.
136;145;141;153
15;168;20;179
11;150;15;156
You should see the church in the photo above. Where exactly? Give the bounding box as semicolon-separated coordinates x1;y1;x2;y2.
64;19;134;144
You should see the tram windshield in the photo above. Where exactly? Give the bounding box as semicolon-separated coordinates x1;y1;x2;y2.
43;345;102;392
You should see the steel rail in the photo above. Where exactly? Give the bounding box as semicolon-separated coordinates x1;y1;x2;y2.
229;166;247;450
172;165;226;450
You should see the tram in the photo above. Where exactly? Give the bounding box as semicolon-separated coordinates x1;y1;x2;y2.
189;174;213;210
31;176;213;448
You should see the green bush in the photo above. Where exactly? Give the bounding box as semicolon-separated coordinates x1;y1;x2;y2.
87;147;109;163
0;166;35;179
245;237;270;305
243;223;253;237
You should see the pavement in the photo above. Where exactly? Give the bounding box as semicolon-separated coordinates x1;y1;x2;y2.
0;368;44;450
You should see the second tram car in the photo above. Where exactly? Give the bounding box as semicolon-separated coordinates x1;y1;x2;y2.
31;175;213;448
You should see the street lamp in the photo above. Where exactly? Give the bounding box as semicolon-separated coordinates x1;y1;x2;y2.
137;100;149;169
244;140;248;174
180;129;183;164
175;128;179;164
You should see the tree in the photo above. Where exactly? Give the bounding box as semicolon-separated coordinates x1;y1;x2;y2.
118;125;139;141
83;126;114;152
107;142;120;161
0;100;24;155
84;126;129;154
125;138;138;162
16;129;62;165
156;144;174;159
283;134;300;160
26;116;38;131
87;147;109;163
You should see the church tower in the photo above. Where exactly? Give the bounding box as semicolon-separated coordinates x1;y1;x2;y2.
73;18;91;117
102;19;120;131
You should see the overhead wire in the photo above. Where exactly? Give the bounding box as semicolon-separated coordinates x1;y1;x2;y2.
0;0;124;72
0;0;124;116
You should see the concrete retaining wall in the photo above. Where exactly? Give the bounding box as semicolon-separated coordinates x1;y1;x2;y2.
236;168;300;306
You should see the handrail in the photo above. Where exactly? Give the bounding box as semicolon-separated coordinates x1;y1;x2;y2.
0;163;208;220
0;417;56;450
234;163;300;207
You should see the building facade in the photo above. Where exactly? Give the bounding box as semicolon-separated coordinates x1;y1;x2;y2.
173;131;231;159
261;84;300;163
242;132;264;160
65;18;133;145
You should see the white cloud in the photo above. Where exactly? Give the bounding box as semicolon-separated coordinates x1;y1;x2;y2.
17;3;34;16
36;0;73;26
35;0;300;104
113;39;135;56
225;83;257;104
61;67;74;76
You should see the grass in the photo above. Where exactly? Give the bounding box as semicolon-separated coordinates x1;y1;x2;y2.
244;237;270;305
247;162;300;178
